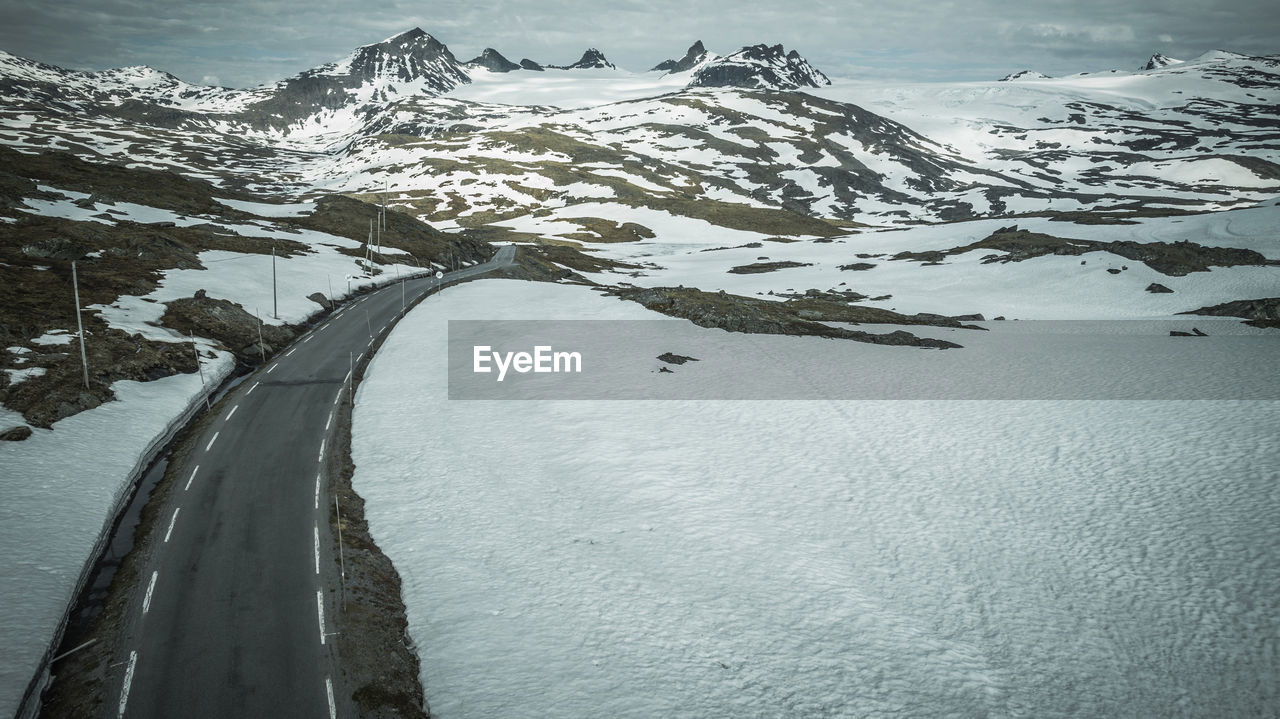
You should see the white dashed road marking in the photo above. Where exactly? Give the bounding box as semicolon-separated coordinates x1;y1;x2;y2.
117;651;137;718
142;571;158;615
316;590;326;645
326;676;336;719
164;508;180;543
226;404;239;421
205;432;219;452
185;466;199;491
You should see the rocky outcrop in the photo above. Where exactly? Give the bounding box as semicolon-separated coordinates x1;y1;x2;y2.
689;44;830;90
466;48;521;73
892;225;1278;276
999;70;1051;81
549;49;615;70
611;286;964;348
519;58;545;71
1143;53;1183;70
652;41;709;73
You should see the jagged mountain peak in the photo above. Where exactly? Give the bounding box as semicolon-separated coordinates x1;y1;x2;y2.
689;43;829;90
332;27;460;81
1143;53;1184;70
466;47;521;73
549;48;615;70
651;40;710;73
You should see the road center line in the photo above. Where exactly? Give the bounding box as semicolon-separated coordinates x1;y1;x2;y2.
164;508;180;543
333;392;341;407
325;411;333;431
286;347;296;357
315;473;321;510
318;439;326;463
247;381;260;396
314;523;320;575
185;465;199;491
267;364;277;374
326;676;336;719
117;650;137;719
205;432;219;452
226;404;239;421
142;571;158;615
303;335;313;344
317;589;326;645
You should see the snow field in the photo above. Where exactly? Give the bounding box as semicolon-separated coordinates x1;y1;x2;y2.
352;280;1280;718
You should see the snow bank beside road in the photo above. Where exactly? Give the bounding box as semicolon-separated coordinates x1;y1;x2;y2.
0;355;230;717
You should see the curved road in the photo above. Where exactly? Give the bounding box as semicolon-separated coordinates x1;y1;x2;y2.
106;246;514;718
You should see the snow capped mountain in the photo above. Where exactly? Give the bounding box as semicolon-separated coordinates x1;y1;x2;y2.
999;69;1051;81
1143;52;1184;70
548;48;616;70
651;40;713;73
239;27;469;129
689;43;831;90
465;48;521;73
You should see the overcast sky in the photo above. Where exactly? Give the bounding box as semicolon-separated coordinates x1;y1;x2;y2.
0;0;1276;87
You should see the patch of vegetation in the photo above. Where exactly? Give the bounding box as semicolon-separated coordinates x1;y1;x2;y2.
0;145;257;218
609;286;966;348
614;196;844;237
296;194;493;268
558;217;656;243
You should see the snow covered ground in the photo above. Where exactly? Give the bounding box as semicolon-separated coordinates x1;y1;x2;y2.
352;280;1280;718
0;358;230;715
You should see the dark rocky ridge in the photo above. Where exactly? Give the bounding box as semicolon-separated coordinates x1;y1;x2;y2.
891;225;1278;276
548;49;616;70
1180;297;1280;328
519;58;545;71
652;41;709;73
690;43;830;90
466;48;521;73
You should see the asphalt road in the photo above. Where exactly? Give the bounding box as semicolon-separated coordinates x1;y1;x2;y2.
107;245;514;718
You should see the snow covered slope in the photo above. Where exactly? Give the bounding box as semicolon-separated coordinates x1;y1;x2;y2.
352;280;1280;718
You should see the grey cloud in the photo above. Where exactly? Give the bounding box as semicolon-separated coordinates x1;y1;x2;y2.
0;0;1275;86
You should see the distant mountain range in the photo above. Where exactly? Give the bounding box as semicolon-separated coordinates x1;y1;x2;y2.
0;27;1276;227
0;29;835;132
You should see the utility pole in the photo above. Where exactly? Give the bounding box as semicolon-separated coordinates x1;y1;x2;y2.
256;308;265;363
71;260;89;390
335;494;346;610
271;244;278;320
189;331;210;409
